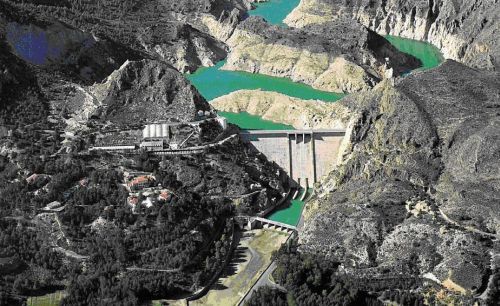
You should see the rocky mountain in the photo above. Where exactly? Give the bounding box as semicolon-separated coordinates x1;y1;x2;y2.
212;89;351;129
300;60;500;294
1;0;251;74
221;16;421;93
285;0;500;71
90;59;211;125
0;1;138;85
0;1;293;304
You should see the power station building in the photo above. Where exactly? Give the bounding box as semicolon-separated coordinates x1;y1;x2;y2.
142;123;171;139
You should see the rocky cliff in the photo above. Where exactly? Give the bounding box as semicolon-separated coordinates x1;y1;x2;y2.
222;16;421;93
0;0;249;74
300;60;500;293
212;89;350;129
90;60;211;125
285;0;500;71
0;1;135;85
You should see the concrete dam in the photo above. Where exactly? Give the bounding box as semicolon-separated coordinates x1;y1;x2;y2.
240;129;346;187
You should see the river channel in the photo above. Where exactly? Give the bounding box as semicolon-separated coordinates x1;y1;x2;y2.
187;0;444;132
186;0;445;226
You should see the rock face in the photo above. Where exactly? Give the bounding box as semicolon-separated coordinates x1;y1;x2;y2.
285;0;500;71
223;16;421;93
300;60;500;292
90;60;211;124
130;0;250;72
212;89;350;129
0;3;133;84
138;23;228;74
2;0;250;74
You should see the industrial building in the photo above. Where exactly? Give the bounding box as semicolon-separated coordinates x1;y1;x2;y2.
89;145;137;151
139;139;164;151
142;123;171;139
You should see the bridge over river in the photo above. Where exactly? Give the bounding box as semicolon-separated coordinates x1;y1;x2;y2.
240;129;346;188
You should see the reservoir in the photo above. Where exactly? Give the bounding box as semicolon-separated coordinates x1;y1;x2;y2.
248;0;300;26
186;61;344;102
186;0;345;130
188;1;444;130
385;35;444;70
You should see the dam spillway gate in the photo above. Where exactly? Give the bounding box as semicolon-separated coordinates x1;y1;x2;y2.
240;129;346;188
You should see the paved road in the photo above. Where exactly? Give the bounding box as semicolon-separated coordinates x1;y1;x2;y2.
126;267;179;273
238;231;291;306
53;246;88;260
238;261;286;306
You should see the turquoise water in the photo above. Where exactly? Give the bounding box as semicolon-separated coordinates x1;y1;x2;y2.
186;60;344;130
218;111;293;130
385;35;444;70
186;0;345;130
186;61;344;102
186;1;445;131
267;189;309;226
248;0;300;26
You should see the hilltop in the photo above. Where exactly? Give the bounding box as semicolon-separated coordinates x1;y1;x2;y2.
301;60;500;295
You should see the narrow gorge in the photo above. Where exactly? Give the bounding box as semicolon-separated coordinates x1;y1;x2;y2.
0;0;498;305
187;0;443;130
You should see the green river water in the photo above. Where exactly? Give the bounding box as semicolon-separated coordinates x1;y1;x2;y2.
186;1;444;226
186;61;343;129
186;61;344;102
248;0;300;26
385;35;444;70
268;189;310;226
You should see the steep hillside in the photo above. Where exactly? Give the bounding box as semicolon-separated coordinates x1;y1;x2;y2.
285;0;500;71
0;1;291;305
212;89;350;129
1;0;249;73
90;60;211;125
222;16;421;93
300;60;500;295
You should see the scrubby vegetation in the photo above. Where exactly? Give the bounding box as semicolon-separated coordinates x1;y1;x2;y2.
0;151;236;304
246;236;431;306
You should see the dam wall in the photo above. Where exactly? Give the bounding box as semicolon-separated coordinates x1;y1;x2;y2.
240;129;346;187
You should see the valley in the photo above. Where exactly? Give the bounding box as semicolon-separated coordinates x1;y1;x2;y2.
0;0;498;305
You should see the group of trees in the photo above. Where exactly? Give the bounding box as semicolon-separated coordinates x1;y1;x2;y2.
0;215;69;299
486;267;500;305
0;144;239;304
245;287;289;306
248;236;430;306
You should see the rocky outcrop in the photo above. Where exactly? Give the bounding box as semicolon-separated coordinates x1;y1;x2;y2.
147;0;251;69
222;16;421;93
0;4;132;84
90;60;211;125
285;0;500;71
300;60;500;293
199;8;242;43
1;0;251;74
212;89;350;129
138;23;228;74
